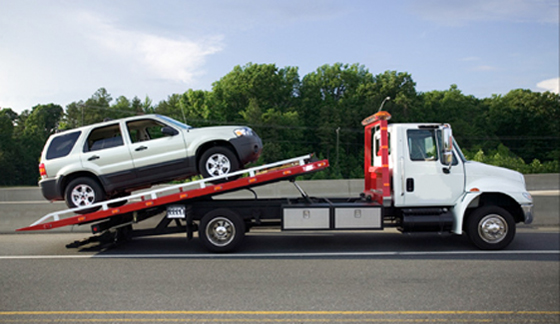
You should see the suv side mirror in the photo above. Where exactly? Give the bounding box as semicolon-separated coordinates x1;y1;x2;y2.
441;125;453;169
162;126;178;136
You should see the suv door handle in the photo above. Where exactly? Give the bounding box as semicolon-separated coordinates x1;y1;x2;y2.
88;155;100;161
135;146;148;152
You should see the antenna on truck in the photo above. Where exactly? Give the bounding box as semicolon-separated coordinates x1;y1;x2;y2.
378;96;391;112
361;97;392;126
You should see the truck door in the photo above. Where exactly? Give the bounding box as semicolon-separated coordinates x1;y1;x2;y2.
398;127;464;207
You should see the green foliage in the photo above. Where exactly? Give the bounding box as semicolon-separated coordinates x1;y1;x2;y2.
211;63;300;123
61;88;154;130
465;145;559;174
486;89;560;163
2;64;559;186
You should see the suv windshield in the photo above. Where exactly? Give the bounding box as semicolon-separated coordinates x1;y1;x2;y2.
157;115;192;129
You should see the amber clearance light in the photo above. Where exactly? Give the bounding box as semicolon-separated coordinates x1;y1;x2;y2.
361;111;392;126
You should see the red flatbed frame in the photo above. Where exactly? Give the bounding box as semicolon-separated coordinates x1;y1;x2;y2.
17;155;328;232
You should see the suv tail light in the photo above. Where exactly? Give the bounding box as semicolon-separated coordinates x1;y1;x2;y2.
39;163;47;177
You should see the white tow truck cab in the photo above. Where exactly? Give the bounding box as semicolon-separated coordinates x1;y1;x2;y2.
363;111;533;249
19;109;533;252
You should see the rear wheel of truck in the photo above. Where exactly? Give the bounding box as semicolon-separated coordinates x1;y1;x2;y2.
198;209;245;253
466;206;515;250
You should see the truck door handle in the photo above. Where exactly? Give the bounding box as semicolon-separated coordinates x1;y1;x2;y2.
135;146;148;152
87;155;100;161
406;178;414;192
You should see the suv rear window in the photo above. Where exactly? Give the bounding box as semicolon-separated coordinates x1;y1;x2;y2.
46;131;81;160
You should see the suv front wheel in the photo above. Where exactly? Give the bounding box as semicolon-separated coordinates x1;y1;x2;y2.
199;146;240;180
64;177;106;213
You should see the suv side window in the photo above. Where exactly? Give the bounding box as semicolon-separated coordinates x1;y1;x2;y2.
127;119;176;143
84;124;124;152
46;131;81;160
407;129;438;161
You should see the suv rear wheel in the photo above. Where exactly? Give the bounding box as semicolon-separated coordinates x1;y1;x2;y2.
64;177;106;213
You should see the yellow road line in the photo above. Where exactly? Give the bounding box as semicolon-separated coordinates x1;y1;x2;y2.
0;318;559;323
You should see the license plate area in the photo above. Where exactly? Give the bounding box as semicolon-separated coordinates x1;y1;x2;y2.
166;205;186;219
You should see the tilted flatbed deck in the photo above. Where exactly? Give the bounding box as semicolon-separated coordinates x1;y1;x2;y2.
18;155;329;232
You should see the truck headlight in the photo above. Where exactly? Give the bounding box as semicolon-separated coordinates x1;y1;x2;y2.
234;127;254;137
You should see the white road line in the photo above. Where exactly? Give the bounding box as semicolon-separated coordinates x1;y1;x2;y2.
1;250;559;260
529;190;560;196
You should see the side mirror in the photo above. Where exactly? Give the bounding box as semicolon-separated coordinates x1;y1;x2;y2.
442;125;453;168
162;126;178;136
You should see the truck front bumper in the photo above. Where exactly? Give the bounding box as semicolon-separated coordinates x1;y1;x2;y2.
521;203;533;224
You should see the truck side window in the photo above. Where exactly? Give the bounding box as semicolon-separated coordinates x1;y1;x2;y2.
84;124;123;152
407;129;438;161
127;119;175;144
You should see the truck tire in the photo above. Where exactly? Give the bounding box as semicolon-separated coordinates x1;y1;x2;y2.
198;146;240;180
199;209;245;253
64;177;106;214
466;206;515;250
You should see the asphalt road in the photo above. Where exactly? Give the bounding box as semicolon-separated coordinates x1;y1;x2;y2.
1;228;559;323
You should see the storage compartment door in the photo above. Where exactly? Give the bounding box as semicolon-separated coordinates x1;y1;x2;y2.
334;207;382;229
283;208;330;230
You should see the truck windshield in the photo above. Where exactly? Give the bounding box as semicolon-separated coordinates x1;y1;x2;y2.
453;139;467;163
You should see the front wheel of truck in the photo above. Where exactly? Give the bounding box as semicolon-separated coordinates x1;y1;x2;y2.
466;206;515;250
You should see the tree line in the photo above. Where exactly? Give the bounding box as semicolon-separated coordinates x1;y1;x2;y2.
1;63;558;186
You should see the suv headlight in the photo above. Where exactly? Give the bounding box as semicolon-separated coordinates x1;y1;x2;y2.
234;127;254;137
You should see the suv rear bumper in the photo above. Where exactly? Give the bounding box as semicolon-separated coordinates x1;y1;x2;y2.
39;179;62;201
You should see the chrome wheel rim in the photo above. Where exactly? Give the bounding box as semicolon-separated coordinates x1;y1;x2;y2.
206;217;235;247
478;214;508;244
71;184;96;207
205;153;231;177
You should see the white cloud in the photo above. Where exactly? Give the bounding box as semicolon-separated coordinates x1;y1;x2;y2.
537;77;560;94
77;12;224;83
0;4;225;113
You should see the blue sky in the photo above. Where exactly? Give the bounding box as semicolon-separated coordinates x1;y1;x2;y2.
1;0;558;113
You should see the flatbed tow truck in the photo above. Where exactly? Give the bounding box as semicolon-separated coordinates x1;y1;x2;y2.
17;110;533;252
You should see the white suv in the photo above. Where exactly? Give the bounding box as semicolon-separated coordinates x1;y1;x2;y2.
39;114;262;210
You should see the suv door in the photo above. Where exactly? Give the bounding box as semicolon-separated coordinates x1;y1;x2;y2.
81;123;135;191
125;118;189;183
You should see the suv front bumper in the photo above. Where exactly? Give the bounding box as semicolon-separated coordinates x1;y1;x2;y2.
230;135;263;164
